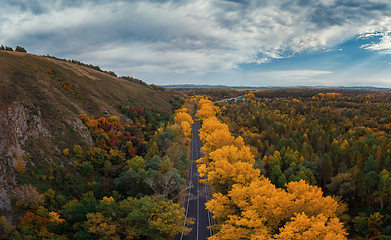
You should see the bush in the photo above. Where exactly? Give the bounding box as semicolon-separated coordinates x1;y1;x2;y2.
81;162;94;176
61;81;73;92
12;184;44;209
15;46;27;53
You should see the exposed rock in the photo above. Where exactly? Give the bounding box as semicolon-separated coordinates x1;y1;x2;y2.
0;103;53;213
65;115;94;147
1;103;50;160
0;173;12;212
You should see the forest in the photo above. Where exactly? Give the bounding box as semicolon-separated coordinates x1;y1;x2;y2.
1;98;196;239
196;88;391;239
4;86;391;239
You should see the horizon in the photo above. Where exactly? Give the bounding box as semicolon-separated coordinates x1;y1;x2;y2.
2;1;391;88
161;83;391;89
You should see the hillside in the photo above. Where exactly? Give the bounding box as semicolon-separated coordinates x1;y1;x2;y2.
0;50;179;213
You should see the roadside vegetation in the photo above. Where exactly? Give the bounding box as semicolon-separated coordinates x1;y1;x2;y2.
199;88;391;239
3;48;391;239
3;99;196;239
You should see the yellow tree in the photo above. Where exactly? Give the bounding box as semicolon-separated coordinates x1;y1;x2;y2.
206;179;347;240
85;212;119;240
274;213;347;240
201;128;234;158
195;105;216;122
180;121;192;151
197;98;214;109
174;111;194;126
198;116;229;143
198;145;260;194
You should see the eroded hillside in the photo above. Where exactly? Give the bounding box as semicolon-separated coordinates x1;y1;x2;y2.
0;50;178;213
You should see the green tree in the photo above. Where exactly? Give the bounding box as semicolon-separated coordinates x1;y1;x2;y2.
361;171;379;207
378;169;391;209
114;156;151;197
124;195;191;239
364;155;378;173
270;165;286;188
321;153;334;186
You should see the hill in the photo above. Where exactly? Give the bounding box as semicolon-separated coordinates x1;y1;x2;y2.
0;50;179;213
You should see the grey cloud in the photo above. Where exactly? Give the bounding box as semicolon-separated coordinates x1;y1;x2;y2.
297;0;312;7
308;0;391;28
310;4;346;28
334;0;389;11
4;0;84;13
5;0;50;14
2;0;391;84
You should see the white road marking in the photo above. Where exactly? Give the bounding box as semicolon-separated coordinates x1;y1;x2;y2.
180;124;195;240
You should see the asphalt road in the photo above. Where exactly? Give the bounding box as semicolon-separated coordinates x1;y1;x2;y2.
176;119;214;240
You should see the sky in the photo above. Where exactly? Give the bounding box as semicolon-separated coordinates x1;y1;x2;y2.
1;0;391;87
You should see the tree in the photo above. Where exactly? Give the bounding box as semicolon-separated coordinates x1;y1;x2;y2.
364;155;378;173
274;213;347;240
270;165;287;188
18;207;67;239
85;212;119;240
83;195;191;239
198;145;260;194
0;216;16;239
195;102;215;122
15;157;26;173
174;110;193;126
12;184;44;209
378;169;391;209
321;153;334;185
113;156;151;197
62;192;98;224
146;167;187;200
206;179;347;239
166;142;186;168
145;141;162;159
361;171;379;206
15;46;27;52
201;129;234;158
124;195;192;239
198;116;229;142
326;173;355;198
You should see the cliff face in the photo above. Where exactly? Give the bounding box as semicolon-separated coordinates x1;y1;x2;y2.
0;51;175;214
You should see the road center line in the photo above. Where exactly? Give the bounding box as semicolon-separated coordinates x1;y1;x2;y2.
196;122;200;240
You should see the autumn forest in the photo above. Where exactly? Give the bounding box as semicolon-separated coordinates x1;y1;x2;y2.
3;84;391;239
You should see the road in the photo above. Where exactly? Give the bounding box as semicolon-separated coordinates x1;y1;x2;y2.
176;118;214;240
214;95;245;103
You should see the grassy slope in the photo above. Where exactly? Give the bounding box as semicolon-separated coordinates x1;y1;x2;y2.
0;50;176;165
0;51;172;113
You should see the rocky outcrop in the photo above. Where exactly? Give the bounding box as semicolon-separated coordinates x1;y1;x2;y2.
0;103;94;212
65;115;94;146
0;103;50;161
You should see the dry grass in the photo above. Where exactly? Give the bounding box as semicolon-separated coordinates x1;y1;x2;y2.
0;50;176;150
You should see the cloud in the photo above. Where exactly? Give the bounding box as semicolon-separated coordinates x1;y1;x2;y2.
360;31;391;54
240;70;334;87
1;0;391;84
247;70;332;80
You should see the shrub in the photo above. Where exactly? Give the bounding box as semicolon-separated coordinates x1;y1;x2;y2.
15;158;26;173
15;46;27;52
12;184;44;209
81;162;94;176
61;81;73;92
